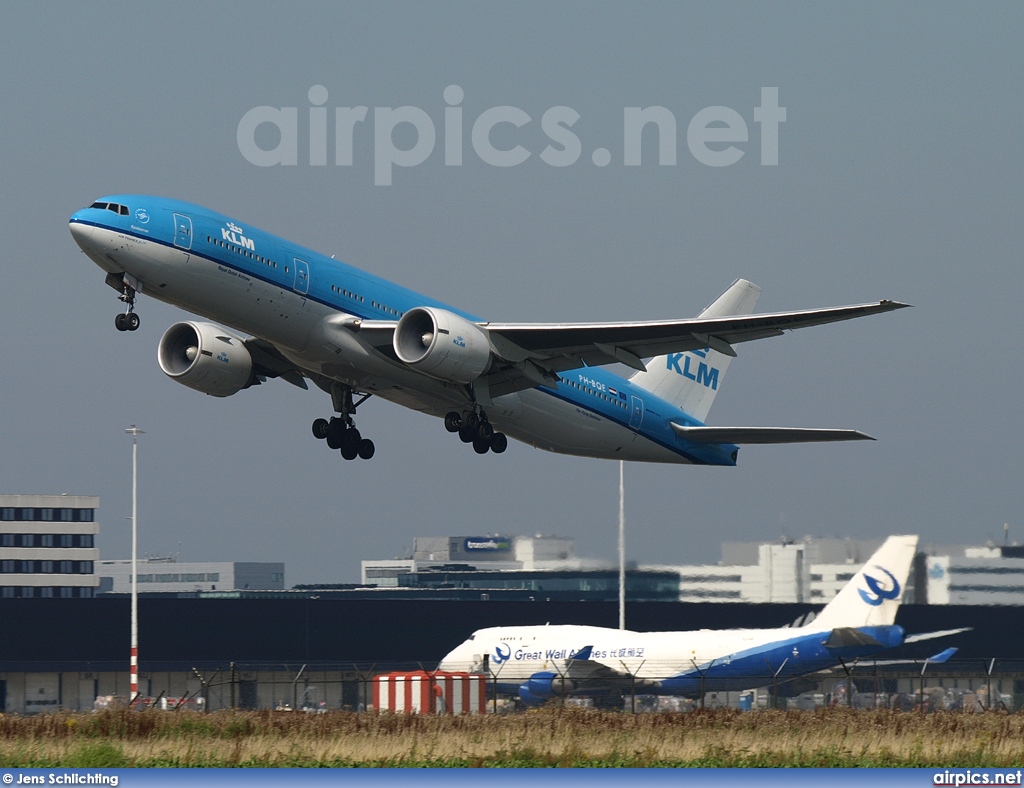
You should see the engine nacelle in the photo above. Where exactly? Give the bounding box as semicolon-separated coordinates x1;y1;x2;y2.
158;321;253;397
393;307;491;383
522;671;576;700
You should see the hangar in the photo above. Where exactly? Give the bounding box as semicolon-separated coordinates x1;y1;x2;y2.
0;596;1020;712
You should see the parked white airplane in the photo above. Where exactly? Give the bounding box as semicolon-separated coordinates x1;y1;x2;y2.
438;536;963;704
69;196;907;463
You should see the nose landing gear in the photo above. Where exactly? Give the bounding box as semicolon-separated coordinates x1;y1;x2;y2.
114;280;140;332
445;410;507;455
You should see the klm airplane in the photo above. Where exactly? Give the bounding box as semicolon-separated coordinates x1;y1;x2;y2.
438;536;964;705
69;196;907;463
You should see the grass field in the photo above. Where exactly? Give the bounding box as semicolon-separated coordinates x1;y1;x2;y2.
0;707;1022;767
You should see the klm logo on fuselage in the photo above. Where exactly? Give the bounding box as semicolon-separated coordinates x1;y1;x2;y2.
666;349;719;390
222;222;255;251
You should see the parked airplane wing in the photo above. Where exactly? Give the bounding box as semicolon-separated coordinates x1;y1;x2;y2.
671;425;875;443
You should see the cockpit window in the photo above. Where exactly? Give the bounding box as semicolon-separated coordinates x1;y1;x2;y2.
90;201;128;215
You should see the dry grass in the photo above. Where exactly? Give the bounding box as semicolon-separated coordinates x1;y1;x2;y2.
0;707;1022;767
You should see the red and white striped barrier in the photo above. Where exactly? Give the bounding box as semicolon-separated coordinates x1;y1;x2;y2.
373;670;487;714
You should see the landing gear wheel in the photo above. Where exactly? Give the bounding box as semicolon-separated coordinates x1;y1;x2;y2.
311;418;330;440
458;424;476;443
477;421;494;441
125;312;140;331
340;442;359;460
115;313;128;331
472;436;491;454
444;411;462;433
341;428;361;453
463;411;480;431
326;419;346;450
357;438;375;460
490;432;508;453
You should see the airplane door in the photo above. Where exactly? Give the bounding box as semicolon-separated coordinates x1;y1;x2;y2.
293;258;310;295
172;213;193;250
629;395;644;430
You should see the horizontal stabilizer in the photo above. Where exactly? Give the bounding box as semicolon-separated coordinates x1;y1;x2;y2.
927;647;958;663
671;424;875;444
903;627;973;644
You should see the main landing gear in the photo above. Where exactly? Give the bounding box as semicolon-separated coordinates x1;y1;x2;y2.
114;280;140;332
444;410;507;455
311;384;375;461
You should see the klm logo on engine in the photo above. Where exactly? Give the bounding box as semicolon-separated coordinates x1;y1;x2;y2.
666;350;719;390
222;222;255;251
216;352;230;364
453;335;466;348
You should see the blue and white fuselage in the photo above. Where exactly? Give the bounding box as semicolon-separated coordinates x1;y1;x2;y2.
443;622;907;701
439;536;964;704
69;195;906;464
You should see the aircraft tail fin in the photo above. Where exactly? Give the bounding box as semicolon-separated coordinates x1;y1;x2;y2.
811;535;919;630
629;279;761;422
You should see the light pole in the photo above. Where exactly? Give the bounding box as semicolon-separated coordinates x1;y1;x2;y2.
618;461;625;630
126;425;144;705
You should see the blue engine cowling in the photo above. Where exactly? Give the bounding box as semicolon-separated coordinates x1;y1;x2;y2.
518;671;579;705
517;686;547;706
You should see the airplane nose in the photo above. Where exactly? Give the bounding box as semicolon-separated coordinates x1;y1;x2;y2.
68;217;94;246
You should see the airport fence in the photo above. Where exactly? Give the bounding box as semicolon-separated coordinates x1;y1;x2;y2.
120;658;1024;714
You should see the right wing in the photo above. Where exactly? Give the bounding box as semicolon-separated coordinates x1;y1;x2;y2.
340;298;910;397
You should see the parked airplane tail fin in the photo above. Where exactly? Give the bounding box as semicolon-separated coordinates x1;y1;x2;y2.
812;535;919;630
629;279;761;422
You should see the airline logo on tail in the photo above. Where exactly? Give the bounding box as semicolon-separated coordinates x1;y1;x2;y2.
665;349;720;390
858;566;901;606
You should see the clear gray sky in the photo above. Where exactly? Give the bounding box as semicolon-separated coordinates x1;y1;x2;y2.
1;2;1021;584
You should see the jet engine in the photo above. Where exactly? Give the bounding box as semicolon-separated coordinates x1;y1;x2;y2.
518;671;577;704
393;307;491;383
158;321;254;397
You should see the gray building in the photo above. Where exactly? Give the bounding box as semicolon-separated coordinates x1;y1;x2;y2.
0;494;99;598
97;558;284;594
363;534;589;586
